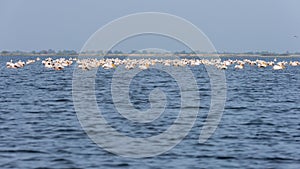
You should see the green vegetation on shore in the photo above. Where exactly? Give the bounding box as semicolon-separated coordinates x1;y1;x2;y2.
1;49;300;57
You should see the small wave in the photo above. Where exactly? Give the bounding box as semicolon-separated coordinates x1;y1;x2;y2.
102;163;130;167
0;149;47;154
216;156;237;160
243;118;274;126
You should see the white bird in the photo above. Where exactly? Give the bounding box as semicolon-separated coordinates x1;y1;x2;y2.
273;64;285;70
6;60;16;68
13;60;25;68
102;61;116;69
26;60;35;65
44;61;54;68
53;63;64;70
139;63;150;70
125;64;135;70
218;65;227;70
290;61;298;66
234;64;244;69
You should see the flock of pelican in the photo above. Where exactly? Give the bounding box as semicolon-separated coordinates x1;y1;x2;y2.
75;58;300;70
6;57;74;70
41;57;73;70
5;57;300;71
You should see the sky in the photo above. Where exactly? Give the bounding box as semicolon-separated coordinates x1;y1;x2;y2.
0;0;299;53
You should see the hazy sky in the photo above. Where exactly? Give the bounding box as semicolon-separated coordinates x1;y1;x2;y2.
0;0;299;52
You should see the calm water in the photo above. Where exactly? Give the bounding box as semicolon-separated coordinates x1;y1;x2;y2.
0;56;299;169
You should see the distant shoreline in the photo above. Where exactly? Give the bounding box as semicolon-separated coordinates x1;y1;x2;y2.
1;53;300;58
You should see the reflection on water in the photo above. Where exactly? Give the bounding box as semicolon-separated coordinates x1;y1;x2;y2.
0;56;299;168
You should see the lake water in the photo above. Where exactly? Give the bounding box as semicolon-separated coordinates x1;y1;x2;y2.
0;56;299;169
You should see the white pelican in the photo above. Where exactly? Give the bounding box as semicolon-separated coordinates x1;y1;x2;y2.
54;63;64;70
6;60;16;68
273;63;285;70
218;65;227;70
125;64;135;70
139;63;150;70
102;61;116;69
44;61;53;68
26;60;35;65
290;61;298;66
258;62;268;68
14;60;25;68
234;64;244;69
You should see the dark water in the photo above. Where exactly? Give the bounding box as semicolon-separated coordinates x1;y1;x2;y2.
0;56;299;169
